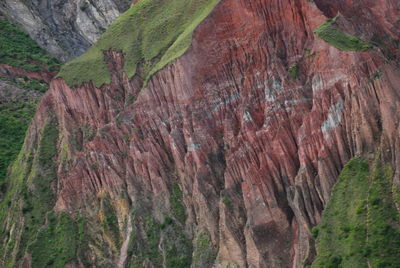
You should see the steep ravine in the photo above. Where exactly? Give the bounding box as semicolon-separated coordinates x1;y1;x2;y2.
1;0;400;267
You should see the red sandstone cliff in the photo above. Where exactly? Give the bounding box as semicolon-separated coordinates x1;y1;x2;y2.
3;0;400;267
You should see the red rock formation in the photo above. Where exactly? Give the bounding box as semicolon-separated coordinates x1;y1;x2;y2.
7;0;400;267
0;64;55;83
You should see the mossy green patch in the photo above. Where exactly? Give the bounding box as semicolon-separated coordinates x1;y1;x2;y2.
1;76;49;92
57;0;221;88
314;17;372;52
312;158;400;268
0;19;61;72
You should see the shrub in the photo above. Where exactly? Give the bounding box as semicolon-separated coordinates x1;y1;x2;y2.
311;227;319;239
289;64;300;79
221;196;233;210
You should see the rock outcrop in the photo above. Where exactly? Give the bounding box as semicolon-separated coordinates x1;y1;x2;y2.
1;0;400;267
0;0;132;61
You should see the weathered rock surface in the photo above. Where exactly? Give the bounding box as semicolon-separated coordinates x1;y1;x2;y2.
0;0;132;61
2;0;400;267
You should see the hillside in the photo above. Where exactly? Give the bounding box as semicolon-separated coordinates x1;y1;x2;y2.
0;18;60;186
1;0;400;267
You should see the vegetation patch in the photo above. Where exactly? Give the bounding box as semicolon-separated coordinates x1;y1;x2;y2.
366;162;400;267
192;231;217;267
0;19;59;185
29;212;78;268
0;19;60;72
57;0;221;87
127;205;192;267
289;64;300;80
1;76;49;92
312;158;400;268
18;118;59;253
0;117;60;266
0;98;37;184
0;117;89;267
170;183;186;223
314;17;372;51
100;197;122;250
221;196;233;210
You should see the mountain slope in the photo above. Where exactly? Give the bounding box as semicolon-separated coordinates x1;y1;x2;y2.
0;0;132;61
1;0;400;267
0;18;60;186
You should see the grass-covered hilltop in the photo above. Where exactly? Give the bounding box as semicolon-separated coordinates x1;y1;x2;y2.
58;0;221;88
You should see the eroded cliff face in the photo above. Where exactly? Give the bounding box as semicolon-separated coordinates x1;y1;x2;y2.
1;0;400;267
0;0;132;61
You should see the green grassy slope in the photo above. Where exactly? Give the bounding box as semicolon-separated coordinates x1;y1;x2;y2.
0;97;37;184
312;158;400;268
57;0;221;88
314;17;372;51
0;118;86;268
